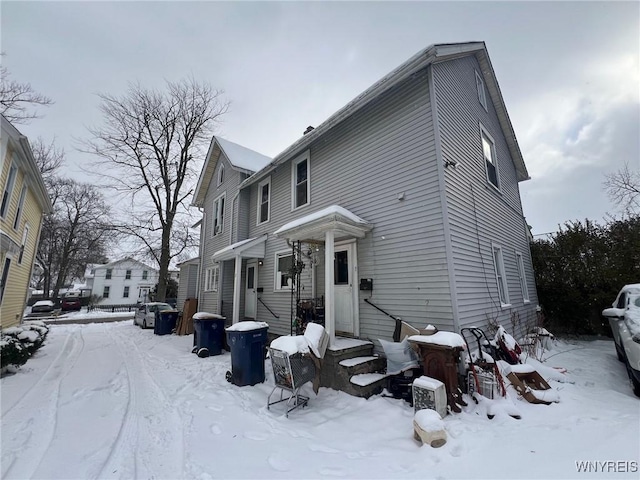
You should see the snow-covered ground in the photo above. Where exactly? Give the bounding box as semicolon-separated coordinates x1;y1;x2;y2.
1;321;638;479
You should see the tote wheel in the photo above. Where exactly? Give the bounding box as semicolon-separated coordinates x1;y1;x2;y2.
225;371;232;383
143;319;147;329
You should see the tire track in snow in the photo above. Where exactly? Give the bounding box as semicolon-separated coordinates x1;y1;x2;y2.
97;326;186;479
2;326;85;479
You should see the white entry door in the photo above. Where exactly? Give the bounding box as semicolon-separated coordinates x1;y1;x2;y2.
245;261;258;319
334;243;356;335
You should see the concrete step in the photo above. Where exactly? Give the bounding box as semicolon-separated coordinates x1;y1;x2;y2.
349;372;389;399
339;355;387;376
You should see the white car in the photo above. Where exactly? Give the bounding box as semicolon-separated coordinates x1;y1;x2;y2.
602;284;640;361
134;302;173;329
603;284;640;397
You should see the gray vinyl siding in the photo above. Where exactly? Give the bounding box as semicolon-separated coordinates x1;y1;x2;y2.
198;155;243;314
432;55;538;339
177;262;198;311
245;68;452;340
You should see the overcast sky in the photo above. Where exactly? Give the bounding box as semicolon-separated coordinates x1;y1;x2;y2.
2;1;638;237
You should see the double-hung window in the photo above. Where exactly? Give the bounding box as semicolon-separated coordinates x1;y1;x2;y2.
257;177;271;224
217;165;225;186
13;185;27;229
0;256;11;304
212;193;225;236
205;266;219;292
18;224;29;264
292;152;310;210
123;286;130;298
106;268;112;280
492;244;509;306
125;269;131;280
480;126;500;190
515;252;530;302
1;162;18;218
142;270;148;280
274;252;294;290
475;70;488;111
103;286;110;298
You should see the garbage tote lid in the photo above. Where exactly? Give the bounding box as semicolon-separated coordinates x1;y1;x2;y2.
193;312;225;320
226;321;269;332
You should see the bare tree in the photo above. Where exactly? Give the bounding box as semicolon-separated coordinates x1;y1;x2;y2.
31;137;65;189
38;179;113;298
83;77;228;301
604;162;640;216
0;54;53;123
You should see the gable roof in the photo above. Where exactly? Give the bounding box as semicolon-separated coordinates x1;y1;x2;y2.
192;136;271;207
98;257;158;271
1;114;53;214
239;41;529;190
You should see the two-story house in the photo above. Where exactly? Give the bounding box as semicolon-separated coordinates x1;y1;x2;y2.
192;42;538;350
89;258;159;305
1;115;53;329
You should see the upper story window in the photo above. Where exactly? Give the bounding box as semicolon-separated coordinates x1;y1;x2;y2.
217;164;225;186
475;70;488;111
292;152;310;210
257;177;271;224
492;244;510;306
480;126;500;190
142;270;148;280
515;252;529;302
212;193;225;236
106;268;112;280
125;269;132;280
1;162;18;218
274;251;294;291
123;286;130;298
13;184;27;229
103;286;110;298
0;256;11;304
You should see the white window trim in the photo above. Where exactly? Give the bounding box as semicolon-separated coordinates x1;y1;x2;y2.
105;268;112;280
475;70;488;111
479;124;501;192
18;224;29;265
123;286;130;298
0;254;13;304
13;184;27;230
205;265;219;292
212;192;226;237
1;161;18;219
274;250;294;292
103;285;110;298
515;251;530;303
492;243;510;307
125;269;132;280
217;164;225;186
256;176;271;225
291;150;310;211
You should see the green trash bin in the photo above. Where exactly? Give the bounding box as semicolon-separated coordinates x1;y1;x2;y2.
225;321;269;386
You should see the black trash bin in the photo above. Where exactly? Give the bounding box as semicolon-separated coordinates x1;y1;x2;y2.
225;321;269;386
192;312;226;357
154;310;178;336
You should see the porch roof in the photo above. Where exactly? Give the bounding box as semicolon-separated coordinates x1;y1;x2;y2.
211;235;268;262
273;205;372;242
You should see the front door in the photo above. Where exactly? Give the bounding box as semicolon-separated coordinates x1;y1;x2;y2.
334;243;356;335
245;261;258;319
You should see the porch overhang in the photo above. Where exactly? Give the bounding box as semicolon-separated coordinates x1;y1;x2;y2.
273;205;372;242
211;235;268;263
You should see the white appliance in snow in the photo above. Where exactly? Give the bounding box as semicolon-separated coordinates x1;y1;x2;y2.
412;375;447;418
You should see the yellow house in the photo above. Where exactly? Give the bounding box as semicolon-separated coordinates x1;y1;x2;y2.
1;115;53;329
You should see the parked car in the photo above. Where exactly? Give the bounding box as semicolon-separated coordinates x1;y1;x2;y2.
134;302;173;329
616;293;640;397
60;296;82;312
31;300;55;313
602;283;640;361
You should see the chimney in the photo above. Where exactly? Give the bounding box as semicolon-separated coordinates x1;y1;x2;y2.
303;126;314;135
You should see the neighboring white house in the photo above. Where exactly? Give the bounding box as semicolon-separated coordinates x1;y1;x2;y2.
88;258;159;305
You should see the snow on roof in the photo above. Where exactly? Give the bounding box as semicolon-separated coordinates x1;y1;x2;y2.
274;205;369;235
216;137;271;173
408;332;466;349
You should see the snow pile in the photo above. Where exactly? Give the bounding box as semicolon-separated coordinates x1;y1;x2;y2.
1;321;50;374
270;335;310;355
192;312;225;320
413;409;447;448
408;331;466;348
274;205;370;235
303;322;328;358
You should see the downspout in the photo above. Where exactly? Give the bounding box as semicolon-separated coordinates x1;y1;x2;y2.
428;64;461;333
230;189;240;245
197;207;205;311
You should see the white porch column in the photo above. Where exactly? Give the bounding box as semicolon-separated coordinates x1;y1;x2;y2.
232;254;242;324
324;230;335;346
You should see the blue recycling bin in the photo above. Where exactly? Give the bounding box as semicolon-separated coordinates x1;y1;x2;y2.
225;322;269;386
192;313;226;357
154;310;178;335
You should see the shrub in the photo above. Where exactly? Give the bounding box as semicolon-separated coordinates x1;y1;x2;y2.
1;321;50;374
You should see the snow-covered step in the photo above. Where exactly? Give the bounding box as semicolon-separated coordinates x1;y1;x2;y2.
339;356;379;368
350;372;388;387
